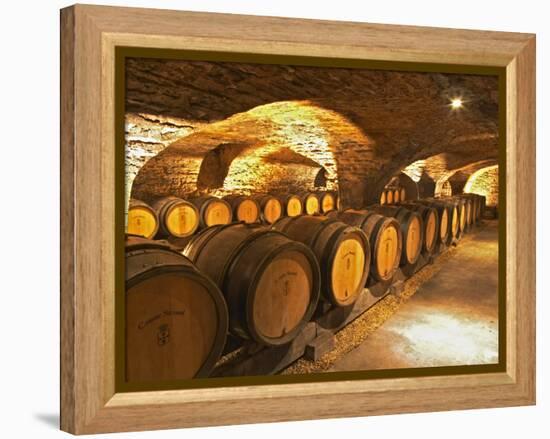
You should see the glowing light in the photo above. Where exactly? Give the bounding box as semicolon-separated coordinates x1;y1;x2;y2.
391;309;498;366
450;97;463;110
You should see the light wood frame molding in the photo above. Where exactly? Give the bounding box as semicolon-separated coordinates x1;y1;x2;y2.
60;4;536;434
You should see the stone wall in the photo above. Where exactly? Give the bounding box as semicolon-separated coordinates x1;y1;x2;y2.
465;165;499;207
124;57;500;209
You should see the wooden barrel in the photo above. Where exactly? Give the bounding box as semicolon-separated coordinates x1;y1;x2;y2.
327;209;402;282
251;194;283;224
413;200;452;245
190;196;233;228
463;197;473;227
127;199;159;239
298;192;320;215
152;196;200;238
400;188;406;202
386;189;394;205
125;236;228;382
318;192;337;213
380;191;387;205
458;196;474;227
393;189;400;204
442;197;466;234
223;195;260;224
278;194;303;217
272;215;370;307
183;223;321;346
462;193;482;222
370;205;424;266
401;203;439;255
469;194;481;222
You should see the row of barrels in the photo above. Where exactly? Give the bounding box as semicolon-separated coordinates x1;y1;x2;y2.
125;193;485;383
380;187;407;205
127;191;339;240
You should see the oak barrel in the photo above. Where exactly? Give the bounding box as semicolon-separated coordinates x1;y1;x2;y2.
127;199;159;239
401;203;439;255
125;236;228;382
251;194;283;224
278;194;303;217
318;192;337;213
370;205;424;266
223;195;261;224
386;189;394;205
183;223;321;346
393;189;400;204
327;209;402;282
413;200;452;245
298;192;321;215
272;215;370;307
190;196;233;228
440;197;466;235
152;196;200;238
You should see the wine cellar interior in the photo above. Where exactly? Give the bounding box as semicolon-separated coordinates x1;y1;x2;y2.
124;57;500;384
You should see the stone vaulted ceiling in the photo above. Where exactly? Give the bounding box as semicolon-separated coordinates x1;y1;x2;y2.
126;57;499;207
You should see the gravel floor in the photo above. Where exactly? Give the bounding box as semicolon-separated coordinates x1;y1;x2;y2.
279;231;479;375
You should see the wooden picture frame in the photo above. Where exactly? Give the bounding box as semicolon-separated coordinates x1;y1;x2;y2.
60;4;536;434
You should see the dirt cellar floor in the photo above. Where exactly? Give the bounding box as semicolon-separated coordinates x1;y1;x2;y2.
282;220;499;374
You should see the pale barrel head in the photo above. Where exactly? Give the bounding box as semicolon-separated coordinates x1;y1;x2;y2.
331;237;366;304
166;203;199;237
263;198;282;224
252;250;312;340
286;197;303;217
376;224;399;280
126;272;218;382
305;195;320;215
321;193;335;213
204;201;232;226
425;211;437;250
236;199;259;224
451;207;459;237
406;216;422;263
440;209;449;240
127;206;158;239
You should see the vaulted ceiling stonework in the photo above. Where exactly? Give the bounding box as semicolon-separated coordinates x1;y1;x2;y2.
125;57;499;208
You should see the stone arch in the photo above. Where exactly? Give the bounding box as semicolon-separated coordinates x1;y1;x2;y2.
417;172;436;198
131;100;377;203
445;159;498;195
385;172;419;201
464;165;499;206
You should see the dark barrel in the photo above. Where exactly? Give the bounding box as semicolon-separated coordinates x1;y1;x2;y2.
272;215;370;307
183;223;321;346
125;235;228;382
327;209;402;282
152;196;200;238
